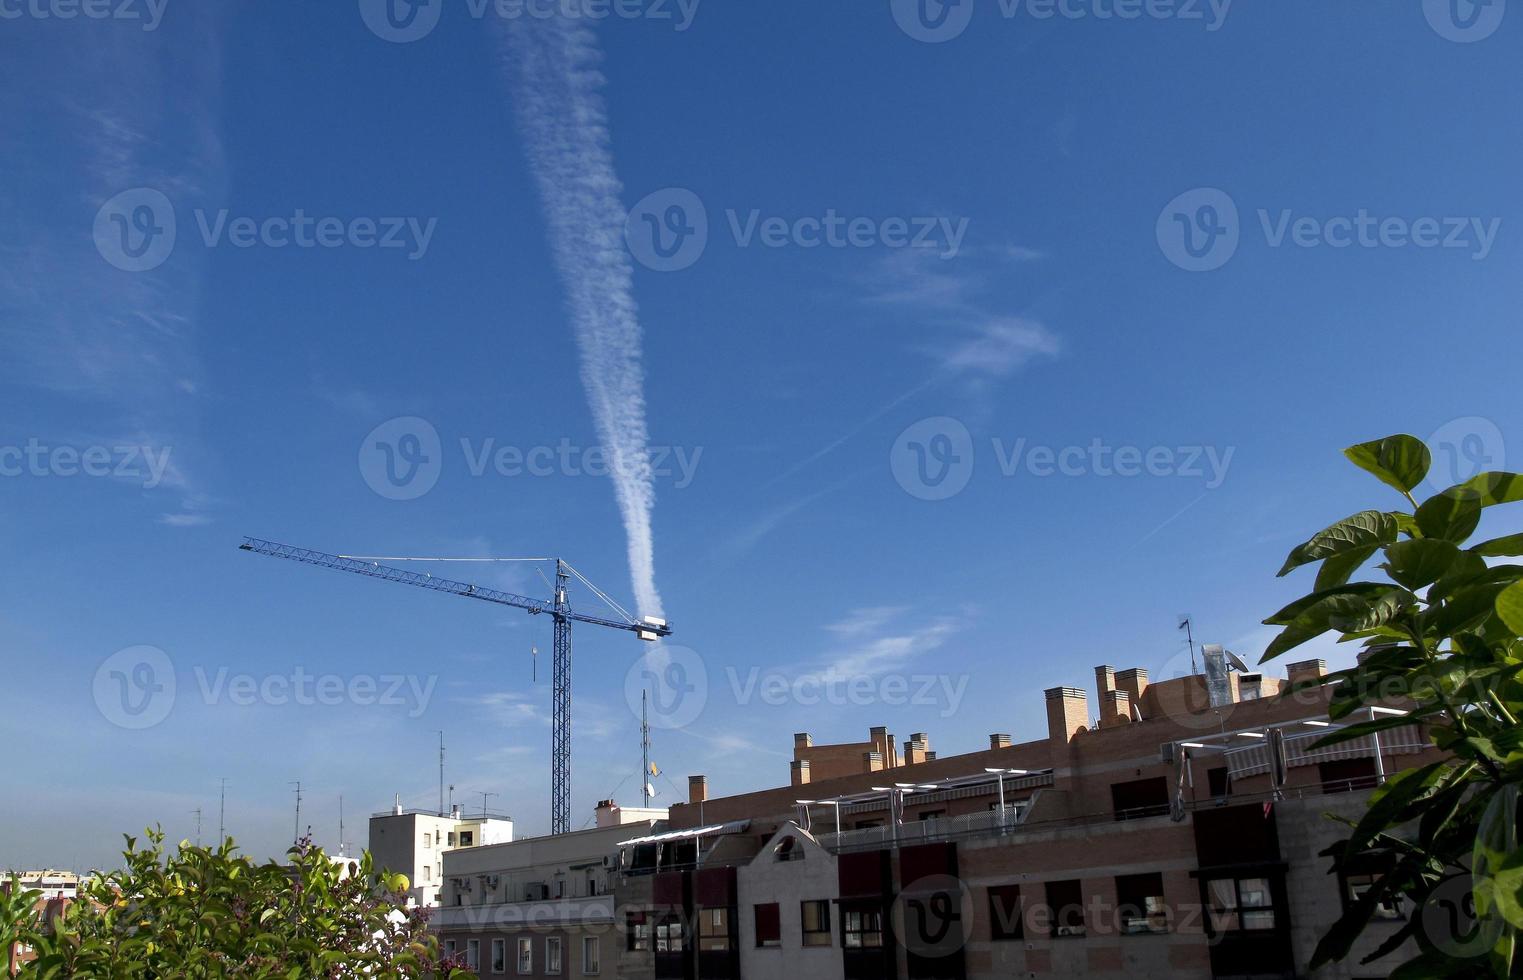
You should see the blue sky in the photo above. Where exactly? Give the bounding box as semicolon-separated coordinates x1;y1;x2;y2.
2;0;1519;872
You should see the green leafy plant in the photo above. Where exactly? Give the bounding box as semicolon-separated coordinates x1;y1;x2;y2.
9;830;472;979
1264;434;1523;978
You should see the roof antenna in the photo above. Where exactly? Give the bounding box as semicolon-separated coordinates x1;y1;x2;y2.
1178;614;1198;675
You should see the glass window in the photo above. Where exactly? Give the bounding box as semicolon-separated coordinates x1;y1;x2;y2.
423;865;431;881
1346;873;1404;920
492;938;506;974
626;911;651;951
582;936;600;975
655;915;686;952
1116;873;1168;935
801;900;831;946
842;907;883;948
547;936;563;974
699;908;732;951
1208;877;1276;933
423;834;432;849
466;940;480;971
447;832;456;846
460;831;474;846
517;937;533;974
445;940;457;958
987;885;1023;940
1045;880;1085;937
755;903;781;947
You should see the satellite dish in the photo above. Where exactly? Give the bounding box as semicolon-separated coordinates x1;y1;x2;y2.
1226;650;1251;673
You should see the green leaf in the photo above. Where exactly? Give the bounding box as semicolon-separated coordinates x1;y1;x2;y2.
1344;435;1431;497
1382;539;1462;590
1316;544;1380;591
1341;762;1448;858
1415;489;1483;543
1497;581;1523;636
1452;471;1523;507
1471;533;1523;558
1279;511;1399;577
1265;583;1399;626
1262;589;1413;661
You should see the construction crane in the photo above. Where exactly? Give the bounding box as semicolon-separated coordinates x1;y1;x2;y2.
239;537;672;835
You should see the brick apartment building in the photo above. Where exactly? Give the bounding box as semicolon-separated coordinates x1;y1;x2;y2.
608;649;1439;980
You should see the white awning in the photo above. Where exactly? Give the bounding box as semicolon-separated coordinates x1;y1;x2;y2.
616;819;750;848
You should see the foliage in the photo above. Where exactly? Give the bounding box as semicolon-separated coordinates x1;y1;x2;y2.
1264;434;1523;977
5;830;472;979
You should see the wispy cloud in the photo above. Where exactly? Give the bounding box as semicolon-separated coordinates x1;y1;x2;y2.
800;607;964;683
498;15;664;619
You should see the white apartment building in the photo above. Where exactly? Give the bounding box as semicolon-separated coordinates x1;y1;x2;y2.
7;871;80;901
433;800;667;978
369;803;515;907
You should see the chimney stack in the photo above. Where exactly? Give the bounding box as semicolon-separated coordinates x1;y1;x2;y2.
1287;659;1328;686
1116;667;1149;706
1095;665;1116;695
790;760;811;786
688;775;708;805
1045;687;1090;745
990;734;1012;750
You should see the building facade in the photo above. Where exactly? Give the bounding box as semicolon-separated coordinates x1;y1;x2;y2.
606;653;1440;980
434;801;668;978
368;804;515;907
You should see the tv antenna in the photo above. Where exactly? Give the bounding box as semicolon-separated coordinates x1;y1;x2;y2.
1178;614;1198;674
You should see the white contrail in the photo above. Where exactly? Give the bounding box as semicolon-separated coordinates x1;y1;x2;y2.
499;16;664;619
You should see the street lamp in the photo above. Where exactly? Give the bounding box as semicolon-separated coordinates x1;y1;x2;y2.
795;799;841;839
984;769;1028;829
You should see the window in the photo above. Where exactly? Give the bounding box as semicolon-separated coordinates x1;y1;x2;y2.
626;911;651;951
1208;877;1276;933
423;865;431;881
1345;873;1404;920
853;819;882;830
586;871;599;896
582;936;600;974
918;809;946;822
1116;873;1168;935
447;831;456;846
774;836;802;861
754;903;781;948
801;900;831;946
698;908;731;952
1207;767;1231;800
842;907;883;948
987;885;1023;940
445;940;457;958
492;938;506;974
423;834;432;849
466;940;481;971
546;936;563;974
460;831;475;846
1110;777;1170;820
1320;758;1379;794
517;937;533;974
655;914;686;952
1045;880;1086;937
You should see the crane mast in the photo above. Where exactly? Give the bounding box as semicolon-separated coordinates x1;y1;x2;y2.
240;537;671;835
